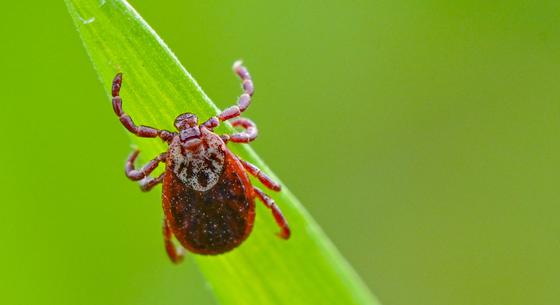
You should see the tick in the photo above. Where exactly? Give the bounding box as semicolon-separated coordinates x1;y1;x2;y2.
111;61;290;263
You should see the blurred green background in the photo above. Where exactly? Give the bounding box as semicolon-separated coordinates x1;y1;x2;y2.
1;1;560;305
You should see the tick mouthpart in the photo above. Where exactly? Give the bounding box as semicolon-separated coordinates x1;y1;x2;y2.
174;112;198;130
179;127;201;142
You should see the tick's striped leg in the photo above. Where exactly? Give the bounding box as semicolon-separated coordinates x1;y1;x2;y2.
163;217;185;264
254;187;290;239
202;61;254;129
112;73;176;142
139;173;164;192
240;159;281;191
125;149;167;181
221;118;258;144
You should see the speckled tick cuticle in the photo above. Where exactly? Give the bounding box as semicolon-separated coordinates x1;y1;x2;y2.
112;61;290;263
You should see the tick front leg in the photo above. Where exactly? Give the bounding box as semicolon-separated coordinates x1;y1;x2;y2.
163;217;185;264
112;73;176;142
139;173;164;192
125;149;167;181
202;61;254;129
240;159;281;191
254;187;290;239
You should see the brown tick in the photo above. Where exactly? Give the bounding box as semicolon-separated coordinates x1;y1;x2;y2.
111;61;290;262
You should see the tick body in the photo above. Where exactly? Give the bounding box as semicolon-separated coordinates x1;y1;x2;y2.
112;61;289;262
163;129;255;255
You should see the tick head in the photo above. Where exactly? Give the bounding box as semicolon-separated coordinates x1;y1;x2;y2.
175;113;202;143
174;113;198;130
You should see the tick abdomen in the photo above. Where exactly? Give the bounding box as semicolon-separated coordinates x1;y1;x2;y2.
163;147;256;255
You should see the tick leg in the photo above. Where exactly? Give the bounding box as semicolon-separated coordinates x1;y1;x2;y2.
112;73;176;142
221;118;258;144
240;159;281;191
202;61;254;129
163;217;185;264
139;173;164;192
125;149;167;181
254;187;290;239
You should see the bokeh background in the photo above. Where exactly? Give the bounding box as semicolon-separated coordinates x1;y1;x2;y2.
1;1;560;304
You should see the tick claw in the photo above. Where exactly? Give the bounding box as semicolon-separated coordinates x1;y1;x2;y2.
277;228;291;240
112;73;123;97
233;60;243;70
171;247;185;264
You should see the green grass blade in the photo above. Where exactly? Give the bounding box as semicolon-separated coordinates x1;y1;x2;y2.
65;1;380;304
